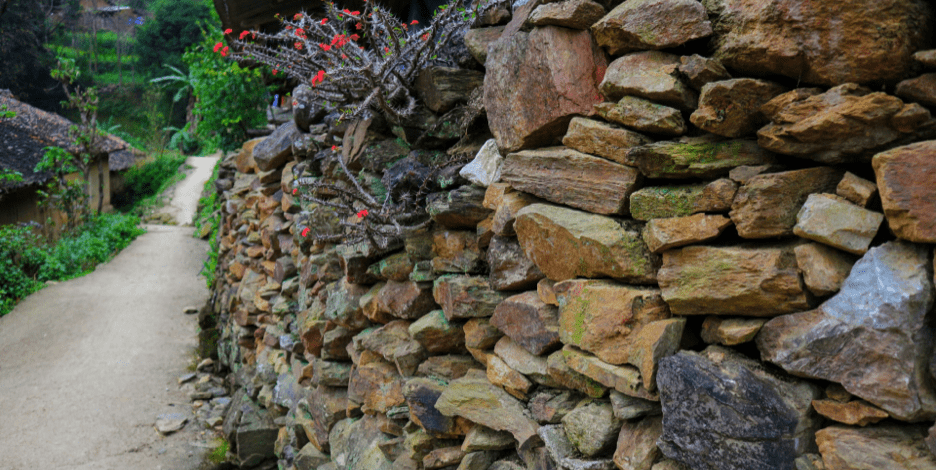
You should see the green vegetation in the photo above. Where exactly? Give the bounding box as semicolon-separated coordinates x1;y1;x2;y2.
135;0;214;77
0;213;145;316
112;150;190;214
194;158;222;289
207;438;230;463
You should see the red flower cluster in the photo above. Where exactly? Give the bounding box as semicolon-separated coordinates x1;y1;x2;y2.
312;70;326;86
320;18;328;25
224;28;232;34
318;43;331;51
272;69;278;75
295;28;307;39
342;9;361;15
329;33;359;48
301;227;311;237
356;209;369;218
213;42;229;56
294;13;303;20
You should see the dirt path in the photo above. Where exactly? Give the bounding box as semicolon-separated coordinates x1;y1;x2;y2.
0;155;220;470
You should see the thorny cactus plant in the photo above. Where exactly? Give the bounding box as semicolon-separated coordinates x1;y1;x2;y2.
225;0;480;252
229;0;475;123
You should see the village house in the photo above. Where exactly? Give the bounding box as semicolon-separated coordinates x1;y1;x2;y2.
0;91;139;235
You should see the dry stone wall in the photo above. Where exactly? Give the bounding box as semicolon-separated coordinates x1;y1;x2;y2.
203;0;936;469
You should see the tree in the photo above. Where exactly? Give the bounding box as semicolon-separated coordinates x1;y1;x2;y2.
0;0;58;107
134;0;214;77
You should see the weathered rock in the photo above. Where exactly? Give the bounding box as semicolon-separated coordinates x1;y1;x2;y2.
928;424;936;458
610;391;661;420
626;139;776;179
699;316;766;346
528;0;606;29
348;359;406;414
488;235;545;291
811;399;889;427
546;350;608;398
464;318;504;350
600;51;697;110
592;0;712;55
873;141;936;243
295;442;331;470
376;280;438;321
711;0;932;86
435;371;542;450
758;84;936;164
460;139;504;187
359;321;427;377
485;26;607;153
730;166;843;238
562;400;622;457
312;359;353;387
816;425;936;470
428;185;492;230
593;96;685;137
415;66;485;114
539;425;615;470
613;416;662;470
431;230;485;274
492;190;542;236
563;346;658;401
234;397;280;464
324;279;370;330
658;243;811;316
651;460;690;470
836;172;877;208
417;355;480;380
555;280;673;375
321;326;354;361
433;275;510;320
457;451;499;470
404;378;463;438
253;121;300;171
690;79;787;138
367;252;415;282
629;179;737;221
490;291;561;356
896;73;936;107
299;386;348;452
537;278;558;306
678;55;732;91
486;353;534;399
657;346;822;470
463;425;516;452
501;146;642;215
329;416;393;470
464;26;505;65
515;203;660;283
155;414;187;435
424;446;467;469
409;310;466;354
643;214;733;253
793;194;884;255
494;336;555;387
529;390;581;424
757;241;936;422
915;50;936;68
561;117;653;164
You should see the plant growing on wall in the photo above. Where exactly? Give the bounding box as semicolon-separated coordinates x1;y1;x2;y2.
226;0;473;123
219;0;477;252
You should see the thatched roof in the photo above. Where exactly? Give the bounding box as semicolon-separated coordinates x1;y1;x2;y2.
0;93;140;192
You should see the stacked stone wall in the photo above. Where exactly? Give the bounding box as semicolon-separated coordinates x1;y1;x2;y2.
203;1;936;469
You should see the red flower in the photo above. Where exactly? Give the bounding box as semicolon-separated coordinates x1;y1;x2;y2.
341;54;348;59
383;47;389;53
301;227;311;237
411;20;418;25
331;145;338;151
220;46;229;56
343;8;350;13
296;28;306;38
421;33;429;41
349;34;359;41
272;69;278;75
320;18;328;25
292;188;297;194
293;12;303;20
355;22;362;30
312;70;326;86
318;43;331;51
295;41;303;50
356;209;368;218
351;10;360;15
213;42;223;52
224;28;232;34
239;30;250;39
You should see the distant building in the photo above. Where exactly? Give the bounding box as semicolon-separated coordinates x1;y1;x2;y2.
0;91;140;236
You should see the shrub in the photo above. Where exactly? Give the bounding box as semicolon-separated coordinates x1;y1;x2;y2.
185;28;270;152
112;151;188;210
134;0;215;77
194;158;222;289
38;213;145;281
0;225;47;316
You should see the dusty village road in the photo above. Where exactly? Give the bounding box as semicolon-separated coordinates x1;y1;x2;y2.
0;155;220;469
